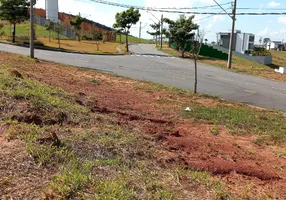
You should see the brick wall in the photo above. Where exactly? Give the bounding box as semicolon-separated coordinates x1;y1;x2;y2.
33;8;116;41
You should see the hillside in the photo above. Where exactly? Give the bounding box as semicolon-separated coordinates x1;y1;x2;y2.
1;51;286;199
1;23;68;39
116;34;155;44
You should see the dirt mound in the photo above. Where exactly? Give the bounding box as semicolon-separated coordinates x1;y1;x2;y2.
164;123;282;180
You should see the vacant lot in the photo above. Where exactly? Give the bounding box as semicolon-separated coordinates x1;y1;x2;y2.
1;52;286;199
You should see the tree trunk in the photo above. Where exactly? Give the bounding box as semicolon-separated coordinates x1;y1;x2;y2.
78;31;81;42
12;23;16;43
126;33;129;52
119;34;122;43
49;30;51;42
58;32;60;49
182;49;185;58
194;58;198;94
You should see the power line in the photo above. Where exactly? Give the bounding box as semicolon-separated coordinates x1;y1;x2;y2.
152;2;232;10
213;0;232;18
87;0;286;15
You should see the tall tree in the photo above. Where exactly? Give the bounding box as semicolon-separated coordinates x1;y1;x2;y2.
113;7;141;52
164;15;199;57
70;13;85;42
0;0;30;43
147;23;160;46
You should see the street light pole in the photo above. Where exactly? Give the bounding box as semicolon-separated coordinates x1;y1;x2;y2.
227;0;237;69
160;14;163;50
30;0;34;58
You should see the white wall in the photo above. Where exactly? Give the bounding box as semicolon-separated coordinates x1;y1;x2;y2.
236;33;243;53
45;0;59;22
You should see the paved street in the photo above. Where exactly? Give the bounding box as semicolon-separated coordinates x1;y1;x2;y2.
0;43;286;111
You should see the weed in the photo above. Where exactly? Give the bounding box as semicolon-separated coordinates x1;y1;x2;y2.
90;79;101;85
210;125;219;136
50;158;93;198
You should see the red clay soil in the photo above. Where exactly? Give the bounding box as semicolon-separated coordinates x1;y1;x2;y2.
1;52;286;198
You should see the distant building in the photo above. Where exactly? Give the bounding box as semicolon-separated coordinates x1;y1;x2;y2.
218;30;255;54
266;41;282;50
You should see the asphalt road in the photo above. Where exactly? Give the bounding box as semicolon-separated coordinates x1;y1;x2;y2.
1;43;286;111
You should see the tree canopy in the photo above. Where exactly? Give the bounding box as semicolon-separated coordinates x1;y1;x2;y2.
147;23;160;45
164;15;199;57
113;7;141;52
0;0;30;42
70;13;85;41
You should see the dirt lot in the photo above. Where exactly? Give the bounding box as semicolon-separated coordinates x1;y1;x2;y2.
1;52;286;199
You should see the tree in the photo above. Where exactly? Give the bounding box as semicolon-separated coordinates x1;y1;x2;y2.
113;7;141;52
190;30;204;94
70;13;85;42
45;20;55;42
147;23;160;46
164;15;199;57
204;38;208;44
115;28;124;43
92;29;103;41
263;38;271;44
54;23;64;49
0;0;30;43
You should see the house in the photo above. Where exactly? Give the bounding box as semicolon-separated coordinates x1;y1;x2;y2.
266;41;282;50
218;30;255;54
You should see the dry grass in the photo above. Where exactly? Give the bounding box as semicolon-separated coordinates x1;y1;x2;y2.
37;38;119;54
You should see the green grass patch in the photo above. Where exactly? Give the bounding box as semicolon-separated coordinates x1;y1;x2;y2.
116;34;154;44
182;104;286;144
1;23;68;40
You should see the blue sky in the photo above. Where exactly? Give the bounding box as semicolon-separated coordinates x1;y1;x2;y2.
36;0;286;43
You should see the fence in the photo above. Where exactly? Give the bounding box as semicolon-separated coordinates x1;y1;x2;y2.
170;42;228;61
212;45;272;65
33;14;76;39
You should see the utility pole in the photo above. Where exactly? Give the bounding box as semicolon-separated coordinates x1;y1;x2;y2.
139;21;142;43
30;0;34;58
160;14;163;50
227;0;237;69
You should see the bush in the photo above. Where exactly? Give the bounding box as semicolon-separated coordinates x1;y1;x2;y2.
245;47;271;56
81;35;92;41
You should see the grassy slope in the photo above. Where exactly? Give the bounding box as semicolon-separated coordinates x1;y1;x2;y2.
1;53;286;199
270;50;286;67
0;56;228;199
1;23;120;54
116;34;154;44
2;23;68;39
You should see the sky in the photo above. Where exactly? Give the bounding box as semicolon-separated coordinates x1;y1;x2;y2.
35;0;286;43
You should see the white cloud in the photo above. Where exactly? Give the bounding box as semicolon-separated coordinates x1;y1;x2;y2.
278;16;286;24
268;1;280;7
258;27;269;36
